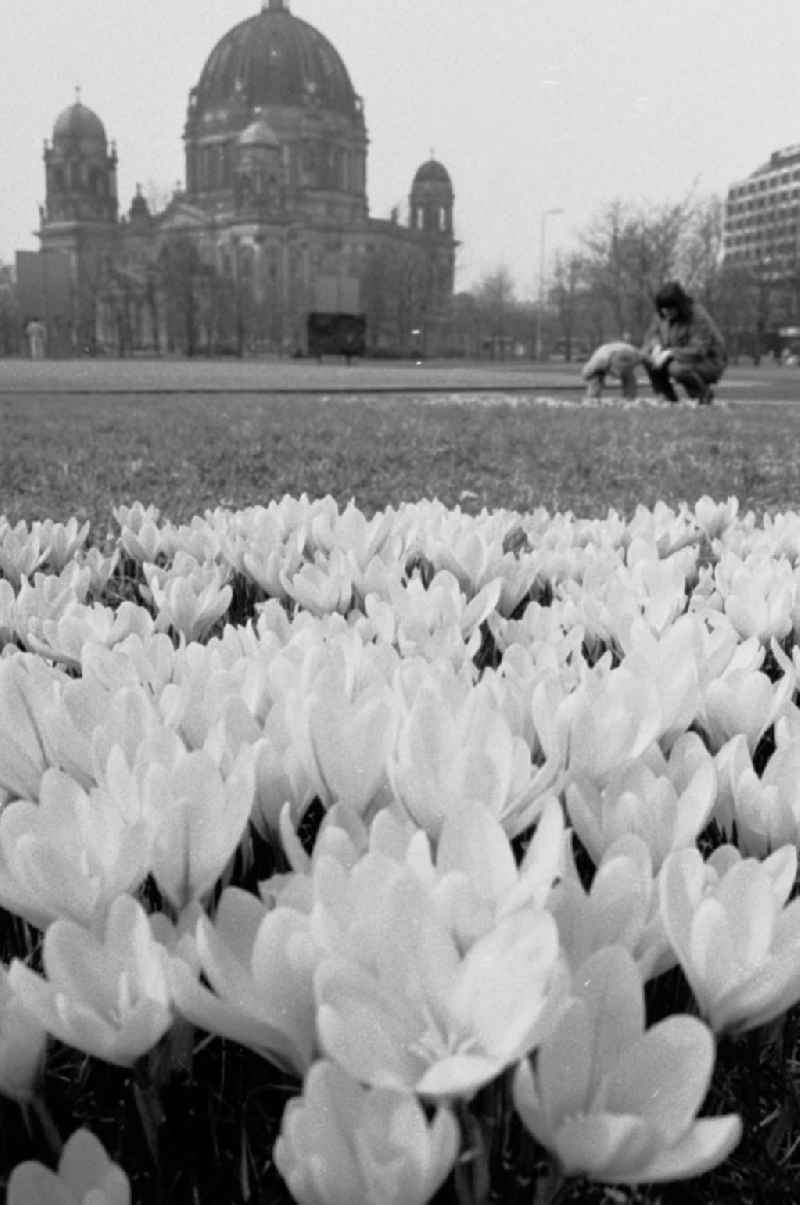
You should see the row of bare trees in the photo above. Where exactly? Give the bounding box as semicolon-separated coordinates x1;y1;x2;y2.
0;264;21;355
91;235;277;359
459;194;800;363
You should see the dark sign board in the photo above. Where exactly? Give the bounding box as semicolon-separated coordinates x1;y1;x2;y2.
15;249;72;322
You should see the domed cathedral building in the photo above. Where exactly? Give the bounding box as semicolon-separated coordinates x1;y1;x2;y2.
33;0;457;356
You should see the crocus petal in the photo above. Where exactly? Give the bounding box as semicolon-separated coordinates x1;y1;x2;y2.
415;1053;503;1100
309;690;395;813
687;899;739;1018
576;946;645;1082
6;1164;75;1205
58;1128;131;1203
453;911;560;1058
630;1115;743;1183
554;1113;657;1179
315;960;424;1090
533;998;593;1134
169;958;310;1073
604;1016;715;1146
436;801;517;904
41;925;119;1017
211;888;270;967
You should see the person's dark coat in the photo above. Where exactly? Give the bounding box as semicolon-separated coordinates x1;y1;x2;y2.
642;282;727;380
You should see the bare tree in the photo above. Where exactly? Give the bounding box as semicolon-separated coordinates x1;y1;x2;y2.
474;267;516;357
0;263;21;355
550;253;584;361
362;244;397;353
159;234;214;356
581;198;692;340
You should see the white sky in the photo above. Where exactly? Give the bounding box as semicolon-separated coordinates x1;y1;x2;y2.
4;0;800;296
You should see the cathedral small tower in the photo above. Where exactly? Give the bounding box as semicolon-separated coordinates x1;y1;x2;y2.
43;91;118;227
409;157;454;236
38;91;119;352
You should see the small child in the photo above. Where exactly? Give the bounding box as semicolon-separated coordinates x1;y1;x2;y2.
581;341;644;400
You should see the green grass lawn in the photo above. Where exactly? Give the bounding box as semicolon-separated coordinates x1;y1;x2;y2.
3;389;800;537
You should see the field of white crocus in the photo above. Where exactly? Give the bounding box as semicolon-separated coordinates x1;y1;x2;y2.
1;491;800;1203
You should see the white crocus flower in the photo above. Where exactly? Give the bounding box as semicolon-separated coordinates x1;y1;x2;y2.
617;614;702;750
141;743;254;912
513;946;742;1184
722;557;795;643
0;966;47;1102
0;522;48;590
114;500;165;564
404;795;564;948
169;886;318;1075
34;516;91;573
274;1060;459;1205
558;662;663;789
715;733;800;855
698;637;794;753
0;652;88;802
694;495;738;540
549;833;672;980
304;674;397;817
144;556;232;642
0;767;151;931
387;676;545;839
26;599;154;667
280;547;354;616
9;894;173;1067
566;732;716;871
659;844;800;1034
315;868;564;1100
7;1128;131;1205
0;655;49;799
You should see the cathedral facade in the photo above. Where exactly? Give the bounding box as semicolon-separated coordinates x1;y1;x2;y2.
34;0;457;356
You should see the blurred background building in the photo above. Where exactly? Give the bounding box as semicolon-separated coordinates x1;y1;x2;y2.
722;145;800;273
722;145;800;359
17;0;457;357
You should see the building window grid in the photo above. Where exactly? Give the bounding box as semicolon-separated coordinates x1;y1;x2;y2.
725;162;800;263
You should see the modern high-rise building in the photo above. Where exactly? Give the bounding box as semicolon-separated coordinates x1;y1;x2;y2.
722;145;800;273
22;0;457;356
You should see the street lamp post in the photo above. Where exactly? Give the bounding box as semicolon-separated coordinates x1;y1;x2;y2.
535;207;563;362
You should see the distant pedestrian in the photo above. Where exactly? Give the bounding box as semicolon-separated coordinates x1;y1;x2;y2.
25;318;47;361
581;340;644;400
642;281;726;404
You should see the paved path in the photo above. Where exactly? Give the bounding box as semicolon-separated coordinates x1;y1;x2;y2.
0;358;579;394
0;356;798;402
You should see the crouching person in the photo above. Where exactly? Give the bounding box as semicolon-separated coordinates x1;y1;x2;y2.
642;280;727;404
581;341;644;400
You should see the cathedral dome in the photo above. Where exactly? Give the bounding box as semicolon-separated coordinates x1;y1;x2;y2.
412;159;452;189
192;1;361;121
52;99;107;148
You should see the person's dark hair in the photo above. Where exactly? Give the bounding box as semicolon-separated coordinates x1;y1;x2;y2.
654;280;692;321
